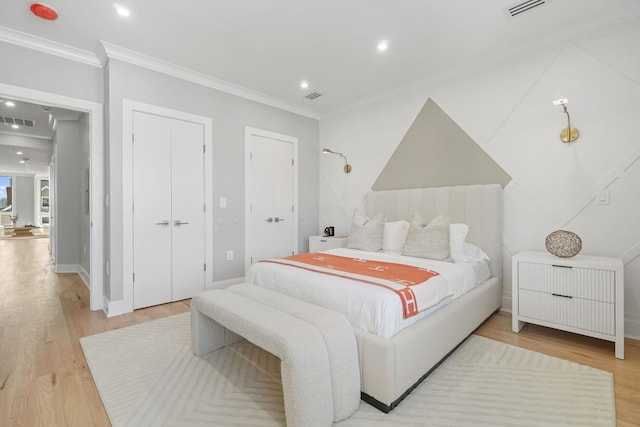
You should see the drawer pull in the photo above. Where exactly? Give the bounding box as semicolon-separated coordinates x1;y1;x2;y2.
552;264;572;269
552;293;573;299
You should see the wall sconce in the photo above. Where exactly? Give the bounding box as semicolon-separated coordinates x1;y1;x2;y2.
552;97;579;143
322;148;352;173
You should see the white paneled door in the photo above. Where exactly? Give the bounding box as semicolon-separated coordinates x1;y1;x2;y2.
246;128;298;267
132;111;205;309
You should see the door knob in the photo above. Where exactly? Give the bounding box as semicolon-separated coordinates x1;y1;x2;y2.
174;220;190;226
274;217;285;222
155;220;170;226
265;217;274;223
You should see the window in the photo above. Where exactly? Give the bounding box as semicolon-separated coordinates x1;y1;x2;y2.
0;176;12;212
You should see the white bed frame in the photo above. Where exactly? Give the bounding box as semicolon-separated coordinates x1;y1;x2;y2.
355;184;503;412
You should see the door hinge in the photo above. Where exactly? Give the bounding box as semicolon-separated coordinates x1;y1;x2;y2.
133;273;135;282
132;203;134;213
250;152;253;160
250;256;253;264
204;203;206;212
292;205;294;212
203;145;206;154
291;158;294;166
204;263;206;271
132;134;134;143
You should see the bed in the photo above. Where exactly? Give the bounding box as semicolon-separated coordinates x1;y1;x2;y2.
246;184;503;412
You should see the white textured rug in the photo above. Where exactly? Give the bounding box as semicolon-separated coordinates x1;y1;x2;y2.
81;313;615;427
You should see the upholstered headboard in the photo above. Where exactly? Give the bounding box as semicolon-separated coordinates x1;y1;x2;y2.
361;184;503;279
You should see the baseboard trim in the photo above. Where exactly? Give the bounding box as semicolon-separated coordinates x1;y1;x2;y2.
78;265;90;289
206;276;245;291
502;295;512;313
105;277;246;317
105;297;130;318
56;263;80;273
625;316;640;340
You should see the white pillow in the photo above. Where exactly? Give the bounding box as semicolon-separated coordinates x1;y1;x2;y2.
401;212;450;260
347;210;385;251
449;223;470;262
383;220;410;253
464;243;491;262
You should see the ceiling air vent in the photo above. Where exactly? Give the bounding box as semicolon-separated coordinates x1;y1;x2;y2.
0;116;36;127
305;92;322;100
505;0;550;18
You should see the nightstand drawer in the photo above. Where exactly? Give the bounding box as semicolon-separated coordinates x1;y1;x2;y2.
518;262;614;303
519;289;614;335
309;235;349;252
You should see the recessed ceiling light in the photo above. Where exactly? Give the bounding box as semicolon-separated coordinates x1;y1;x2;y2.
11;124;19;129
19;160;25;164
300;81;309;89
114;4;131;17
16;151;23;155
5;101;15;107
377;40;388;52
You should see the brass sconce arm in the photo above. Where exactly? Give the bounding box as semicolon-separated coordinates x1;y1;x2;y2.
552;97;579;143
322;148;352;173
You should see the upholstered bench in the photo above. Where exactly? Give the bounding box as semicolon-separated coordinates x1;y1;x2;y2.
191;284;360;427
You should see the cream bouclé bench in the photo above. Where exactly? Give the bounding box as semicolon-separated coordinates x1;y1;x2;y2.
191;283;360;427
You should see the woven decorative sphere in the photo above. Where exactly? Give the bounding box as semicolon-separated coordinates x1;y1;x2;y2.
545;230;582;258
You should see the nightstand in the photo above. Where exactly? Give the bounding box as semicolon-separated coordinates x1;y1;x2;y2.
309;235;349;252
512;251;624;359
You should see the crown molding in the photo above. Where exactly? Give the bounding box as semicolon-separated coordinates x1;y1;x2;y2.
0;26;319;119
0;26;101;67
99;42;320;120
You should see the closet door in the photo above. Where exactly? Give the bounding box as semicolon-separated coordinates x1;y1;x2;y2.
132;112;173;308
170;119;205;301
132;112;205;309
246;131;296;264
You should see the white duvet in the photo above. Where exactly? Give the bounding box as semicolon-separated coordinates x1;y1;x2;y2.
245;248;490;339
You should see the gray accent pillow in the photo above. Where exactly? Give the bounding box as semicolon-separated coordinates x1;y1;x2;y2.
347;210;385;251
401;212;451;260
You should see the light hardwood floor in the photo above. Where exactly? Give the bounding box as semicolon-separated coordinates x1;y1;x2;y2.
1;238;639;426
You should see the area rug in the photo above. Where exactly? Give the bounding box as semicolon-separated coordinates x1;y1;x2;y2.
80;313;615;427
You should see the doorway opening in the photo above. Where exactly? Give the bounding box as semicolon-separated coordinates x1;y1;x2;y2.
0;82;104;311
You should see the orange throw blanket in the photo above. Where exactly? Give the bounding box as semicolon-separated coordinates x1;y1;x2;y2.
261;252;440;318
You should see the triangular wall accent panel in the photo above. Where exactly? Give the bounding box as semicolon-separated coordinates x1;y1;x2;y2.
372;98;511;190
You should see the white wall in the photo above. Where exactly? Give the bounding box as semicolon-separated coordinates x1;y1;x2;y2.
54;120;83;267
104;59;319;303
320;18;640;338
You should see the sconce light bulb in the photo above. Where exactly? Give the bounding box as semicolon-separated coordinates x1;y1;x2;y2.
552;97;568;106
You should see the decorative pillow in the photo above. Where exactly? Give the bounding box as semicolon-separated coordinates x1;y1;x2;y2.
383;220;410;253
449;223;470;262
347;210;385;251
401;212;450;260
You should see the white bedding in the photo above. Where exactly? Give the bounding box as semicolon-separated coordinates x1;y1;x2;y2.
245;248;490;339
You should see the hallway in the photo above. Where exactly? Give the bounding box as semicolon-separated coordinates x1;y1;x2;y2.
0;238;189;426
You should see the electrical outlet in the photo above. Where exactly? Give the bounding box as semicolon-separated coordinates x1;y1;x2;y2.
226;250;234;261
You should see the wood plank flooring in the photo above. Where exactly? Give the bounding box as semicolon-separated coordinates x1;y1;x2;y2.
1;238;638;426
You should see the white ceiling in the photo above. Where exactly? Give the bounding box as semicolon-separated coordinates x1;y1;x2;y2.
1;0;639;118
1;0;639;176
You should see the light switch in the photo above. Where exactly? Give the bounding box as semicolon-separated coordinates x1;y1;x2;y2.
220;197;227;208
596;189;610;206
